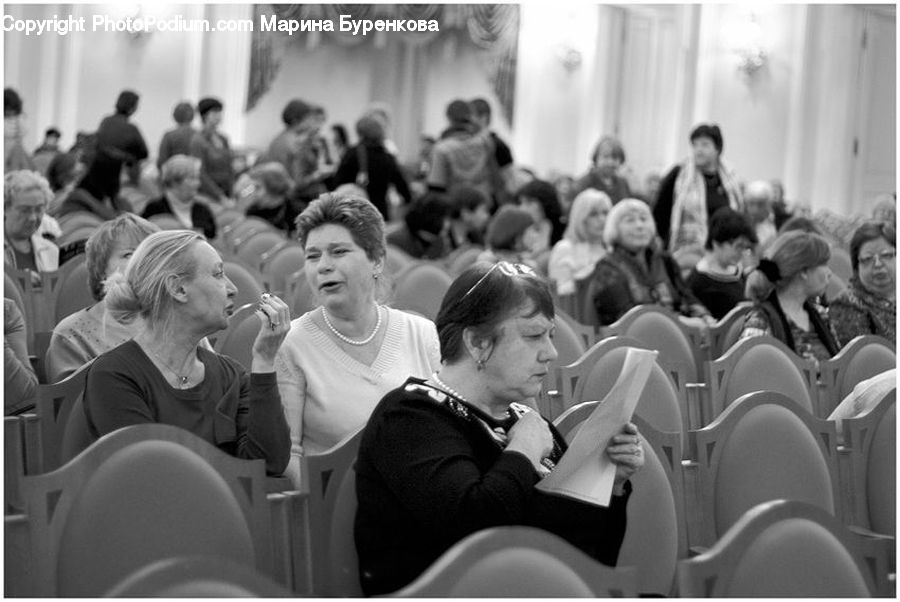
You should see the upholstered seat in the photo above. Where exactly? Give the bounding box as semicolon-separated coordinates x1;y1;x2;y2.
224;260;265;309
820;334;896;416
391;262;453;321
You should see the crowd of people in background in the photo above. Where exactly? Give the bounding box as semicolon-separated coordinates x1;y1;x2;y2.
3;82;896;595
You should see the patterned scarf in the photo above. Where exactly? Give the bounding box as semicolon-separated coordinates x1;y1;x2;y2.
669;157;743;252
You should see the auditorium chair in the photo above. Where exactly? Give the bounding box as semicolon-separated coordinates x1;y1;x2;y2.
555;307;598;350
706;301;753;361
678;499;886;597
286;268;318;317
703;334;819;424
213;208;246;228
601;304;703;400
390;262;453;321
819;334;896;417
835;388;896;541
55;225;98;248
556;336;690;436
213;303;261;371
538;312;586;419
234;229;288;270
104;555;293;597
384;244;414;275
391;526;637;597
260;242;305;295
553;412;686;595
444;245;484;277
683;390;841;550
55;210;104;233
11;424;280;596
145;214;184;231
222;217;274;253
300;427;365;596
52;253;93;324
32;359;94;473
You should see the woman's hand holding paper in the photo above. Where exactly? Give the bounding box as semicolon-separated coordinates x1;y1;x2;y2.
606;422;644;495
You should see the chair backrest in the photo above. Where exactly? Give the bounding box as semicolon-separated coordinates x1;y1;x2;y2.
393;526;637;597
34;360;93;473
390;262;453;321
707;301;753;361
260;243;305;295
146;214;185;230
688;390;841;548
22;424;272;596
224;260;265;309
538;313;587;419
235;230;288;270
556;307;597;349
104;555;293;597
445;245;484;276
326;454;362;596
819;334;896;416
214;303;261;371
5;271;30;349
59;394;93;466
604;304;703;383
678;499;875;597
53;254;93;323
840;389;896;535
56;226;98;248
828;247;853;282
385;244;414;275
301;427;364;596
56;210;105;233
214;209;246;228
287;268;318;317
554;411;685;596
705;334;818;423
558;336;685;441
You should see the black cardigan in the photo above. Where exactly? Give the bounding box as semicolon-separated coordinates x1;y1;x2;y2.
354;378;630;596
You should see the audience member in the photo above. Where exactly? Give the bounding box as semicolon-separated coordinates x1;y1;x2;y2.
552;173;576;217
686;208;757;320
364;103;399;156
741;230;840;366
46;214;160;383
574;135;633;204
4;170;59;275
4;87;34;171
275;194;441;487
45;152;85;214
355;261;643;596
263;98;312;182
332;115;412;221
83;230;291;474
4;298;38;414
78;90;148;207
654;124;744;261
157;101;196;169
290;104;331;208
244;162;294;233
428;99;500;201
871;193;896;226
142;154;217;239
448;186;491;248
779;215;825;236
190;97;234;203
829;221;895;345
470;97;514;204
386;191;453;260
769;178;793;230
32;127;62;175
516;178;565;254
549;188;611;296
478;204;539;270
743;180;778;249
591;198;713;328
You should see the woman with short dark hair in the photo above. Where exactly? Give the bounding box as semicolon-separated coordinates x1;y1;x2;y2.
829;221;895;345
573;135;633;204
190;96;234;203
355;261;644;595
276;193;441;487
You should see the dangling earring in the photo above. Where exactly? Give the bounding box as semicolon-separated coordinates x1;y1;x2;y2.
476;357;486;371
373;273;380;280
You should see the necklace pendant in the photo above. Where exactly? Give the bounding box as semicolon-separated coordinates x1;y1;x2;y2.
180;375;189;386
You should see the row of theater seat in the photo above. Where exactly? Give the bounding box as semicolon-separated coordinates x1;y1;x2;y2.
5;381;894;596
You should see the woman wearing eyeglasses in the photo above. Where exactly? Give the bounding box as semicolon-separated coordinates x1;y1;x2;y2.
354;261;645;596
828;221;895;346
741;230;840;365
275;193;441;488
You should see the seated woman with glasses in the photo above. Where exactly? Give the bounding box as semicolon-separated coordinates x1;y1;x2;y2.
685;207;758;320
276;193;441;488
741;230;840;366
590;198;714;328
828;221;895;346
355;261;645;596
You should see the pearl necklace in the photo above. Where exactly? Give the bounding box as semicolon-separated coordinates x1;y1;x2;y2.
322;305;382;346
431;372;469;403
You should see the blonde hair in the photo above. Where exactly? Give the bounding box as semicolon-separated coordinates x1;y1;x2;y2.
744;230;832;301
564;188;612;244
160;154;201;189
4;170;53;208
104;230;204;326
603;198;656;248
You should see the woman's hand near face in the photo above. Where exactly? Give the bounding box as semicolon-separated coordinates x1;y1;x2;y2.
505;410;553;473
606;422;645;494
251;293;291;372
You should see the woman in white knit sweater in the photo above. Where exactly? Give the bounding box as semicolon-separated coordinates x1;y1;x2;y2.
548;188;612;297
275;193;440;487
